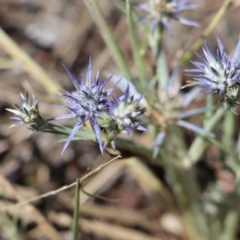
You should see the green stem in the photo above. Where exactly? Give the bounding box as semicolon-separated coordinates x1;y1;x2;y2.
219;199;240;240
166;166;209;240
204;95;214;122
165;126;209;240
156;48;169;89
150;25;169;89
165;107;228;239
43;122;97;141
182;107;228;166
126;0;146;86
237;132;240;159
71;179;81;240
222;109;235;152
82;0;131;80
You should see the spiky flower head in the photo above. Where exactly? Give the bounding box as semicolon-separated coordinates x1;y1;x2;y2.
185;39;240;114
97;85;147;146
56;58;119;154
112;90;146;133
6;92;46;132
135;0;199;36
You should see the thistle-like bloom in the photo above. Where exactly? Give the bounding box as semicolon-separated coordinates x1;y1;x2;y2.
135;0;199;36
6;93;46;132
97;85;147;148
112;86;147;133
185;39;240;114
56;58;119;154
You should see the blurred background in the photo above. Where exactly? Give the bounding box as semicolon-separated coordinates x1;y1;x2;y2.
0;0;240;239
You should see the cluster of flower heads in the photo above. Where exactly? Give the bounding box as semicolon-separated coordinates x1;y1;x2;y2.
135;0;199;36
185;39;240;114
55;58;146;154
6;59;146;155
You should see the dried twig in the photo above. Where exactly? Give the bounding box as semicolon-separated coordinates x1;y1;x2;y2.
0;155;121;209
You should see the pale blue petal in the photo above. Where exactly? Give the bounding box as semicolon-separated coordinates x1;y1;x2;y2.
178;120;215;137
61;122;83;154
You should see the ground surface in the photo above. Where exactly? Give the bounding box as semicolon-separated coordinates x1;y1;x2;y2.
0;1;240;240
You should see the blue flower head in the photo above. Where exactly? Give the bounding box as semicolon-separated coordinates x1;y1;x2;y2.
135;0;199;36
185;39;240;114
96;84;147;150
56;58;115;154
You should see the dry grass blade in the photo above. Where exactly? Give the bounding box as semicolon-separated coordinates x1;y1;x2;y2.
0;174;65;240
80;218;160;240
80;203;160;233
49;211;161;240
0;28;61;96
179;0;234;66
125;157;175;210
